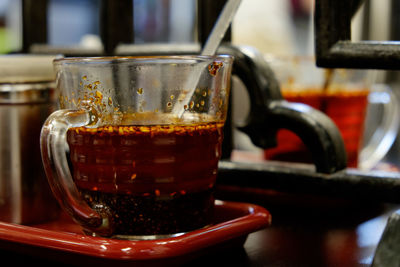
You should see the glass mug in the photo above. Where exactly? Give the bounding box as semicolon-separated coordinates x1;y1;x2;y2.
263;56;399;170
40;55;233;239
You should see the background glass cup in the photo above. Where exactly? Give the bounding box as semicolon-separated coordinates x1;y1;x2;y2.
40;55;233;239
263;56;399;170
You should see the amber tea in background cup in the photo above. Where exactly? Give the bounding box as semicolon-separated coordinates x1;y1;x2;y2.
263;56;399;170
41;56;233;239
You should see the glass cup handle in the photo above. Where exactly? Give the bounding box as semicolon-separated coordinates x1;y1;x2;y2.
40;109;113;236
358;84;400;170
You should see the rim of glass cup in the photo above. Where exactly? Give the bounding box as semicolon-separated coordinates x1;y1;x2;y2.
53;55;234;65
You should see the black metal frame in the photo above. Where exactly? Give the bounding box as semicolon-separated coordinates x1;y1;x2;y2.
22;0;133;55
197;0;230;45
22;0;48;52
315;0;400;69
21;0;229;56
100;0;133;55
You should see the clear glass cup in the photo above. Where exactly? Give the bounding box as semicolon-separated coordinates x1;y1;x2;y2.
263;55;399;170
40;55;233;239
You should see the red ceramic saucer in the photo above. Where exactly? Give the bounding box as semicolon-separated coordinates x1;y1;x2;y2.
0;200;271;266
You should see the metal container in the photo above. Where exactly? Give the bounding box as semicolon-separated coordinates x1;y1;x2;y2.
0;55;60;224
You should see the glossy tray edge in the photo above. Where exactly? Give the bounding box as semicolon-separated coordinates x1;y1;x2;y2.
0;200;271;261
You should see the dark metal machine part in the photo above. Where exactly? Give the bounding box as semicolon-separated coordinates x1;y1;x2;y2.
225;45;347;174
315;0;400;69
217;160;400;204
372;210;400;267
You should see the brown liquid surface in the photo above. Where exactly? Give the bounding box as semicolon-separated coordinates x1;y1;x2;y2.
264;90;369;167
67;122;224;235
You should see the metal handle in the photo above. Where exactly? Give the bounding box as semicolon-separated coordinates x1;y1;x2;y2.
221;45;347;173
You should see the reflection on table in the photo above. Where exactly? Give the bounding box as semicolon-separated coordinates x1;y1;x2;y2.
190;186;393;266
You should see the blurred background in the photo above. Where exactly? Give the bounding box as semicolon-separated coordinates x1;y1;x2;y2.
0;0;395;56
0;0;196;53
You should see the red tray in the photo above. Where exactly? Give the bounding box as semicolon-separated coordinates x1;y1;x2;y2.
0;200;271;266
